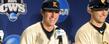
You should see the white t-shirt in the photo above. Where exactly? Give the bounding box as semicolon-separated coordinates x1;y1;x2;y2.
20;22;68;44
75;22;109;44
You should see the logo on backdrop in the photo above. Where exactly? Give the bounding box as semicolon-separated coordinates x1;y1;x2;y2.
58;0;69;23
3;35;20;44
0;0;27;22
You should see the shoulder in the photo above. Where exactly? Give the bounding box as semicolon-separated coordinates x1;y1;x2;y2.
75;22;93;38
22;22;42;36
26;22;41;31
77;22;91;32
20;22;42;44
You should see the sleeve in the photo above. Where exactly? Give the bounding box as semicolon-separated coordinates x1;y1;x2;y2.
20;28;37;44
75;30;90;44
62;30;68;44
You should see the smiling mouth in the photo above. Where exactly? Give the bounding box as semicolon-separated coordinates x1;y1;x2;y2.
51;20;55;23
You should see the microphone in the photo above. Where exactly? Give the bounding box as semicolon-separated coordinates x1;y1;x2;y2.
0;30;4;44
58;36;62;44
55;27;65;44
0;36;1;44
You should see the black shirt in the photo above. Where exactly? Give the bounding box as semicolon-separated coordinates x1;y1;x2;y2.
90;22;106;35
40;22;54;40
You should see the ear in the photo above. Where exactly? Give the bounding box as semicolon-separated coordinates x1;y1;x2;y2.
41;9;44;16
59;10;61;15
101;0;105;3
87;6;92;15
108;8;109;12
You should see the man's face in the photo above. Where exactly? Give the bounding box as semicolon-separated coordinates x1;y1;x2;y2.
91;8;108;23
42;10;60;26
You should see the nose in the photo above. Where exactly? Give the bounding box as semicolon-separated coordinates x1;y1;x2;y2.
51;12;55;18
